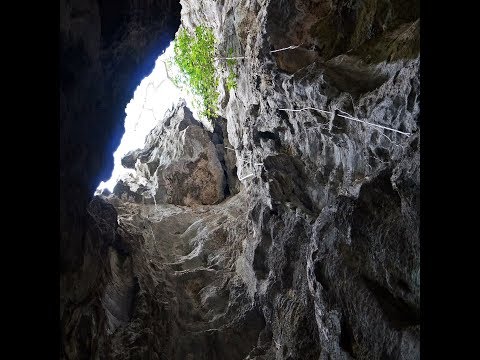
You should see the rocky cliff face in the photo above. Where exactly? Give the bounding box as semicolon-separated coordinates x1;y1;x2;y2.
114;100;240;206
60;0;420;359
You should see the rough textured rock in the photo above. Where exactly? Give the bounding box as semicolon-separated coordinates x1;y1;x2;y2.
101;191;266;359
180;0;419;358
60;0;420;359
114;100;238;205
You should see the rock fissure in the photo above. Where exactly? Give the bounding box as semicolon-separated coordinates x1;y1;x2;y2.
61;0;420;359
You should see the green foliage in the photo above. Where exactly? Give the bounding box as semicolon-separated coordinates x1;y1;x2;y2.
225;48;237;91
174;26;219;118
172;27;240;119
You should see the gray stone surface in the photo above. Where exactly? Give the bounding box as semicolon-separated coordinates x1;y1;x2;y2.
60;0;420;359
115;101;234;206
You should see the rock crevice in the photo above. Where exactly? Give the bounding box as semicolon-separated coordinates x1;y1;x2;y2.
60;0;420;359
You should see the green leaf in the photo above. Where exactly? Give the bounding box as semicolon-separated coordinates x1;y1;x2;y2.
173;25;219;118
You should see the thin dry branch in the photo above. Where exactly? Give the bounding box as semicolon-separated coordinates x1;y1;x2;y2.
270;43;303;53
279;107;411;136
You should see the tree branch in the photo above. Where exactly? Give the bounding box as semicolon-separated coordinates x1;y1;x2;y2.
279;107;412;136
270;43;303;53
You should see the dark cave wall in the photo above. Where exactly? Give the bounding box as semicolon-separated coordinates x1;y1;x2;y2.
60;0;181;357
59;0;181;271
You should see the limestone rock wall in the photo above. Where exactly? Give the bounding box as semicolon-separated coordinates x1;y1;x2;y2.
60;0;420;359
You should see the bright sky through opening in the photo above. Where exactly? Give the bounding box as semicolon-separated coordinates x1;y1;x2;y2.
96;42;202;192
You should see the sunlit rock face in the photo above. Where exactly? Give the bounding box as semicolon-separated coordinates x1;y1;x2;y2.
113;100;238;206
174;1;419;357
60;0;419;359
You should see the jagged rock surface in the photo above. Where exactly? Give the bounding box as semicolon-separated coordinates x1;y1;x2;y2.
103;191;265;359
114;100;239;205
60;0;420;359
178;0;420;358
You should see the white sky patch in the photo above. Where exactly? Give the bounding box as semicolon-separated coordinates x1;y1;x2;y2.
96;41;207;193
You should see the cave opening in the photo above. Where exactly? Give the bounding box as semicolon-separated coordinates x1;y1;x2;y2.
96;41;209;194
